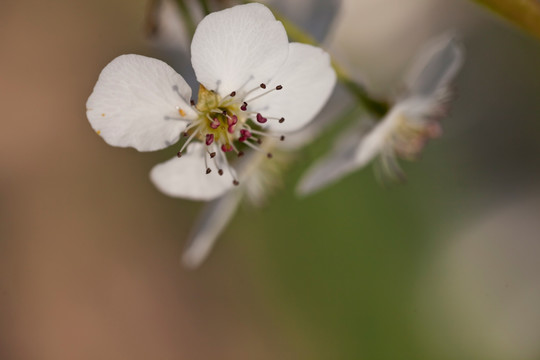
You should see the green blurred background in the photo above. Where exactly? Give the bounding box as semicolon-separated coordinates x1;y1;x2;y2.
1;0;540;359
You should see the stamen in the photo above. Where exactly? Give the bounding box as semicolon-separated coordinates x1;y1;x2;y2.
203;151;211;174
227;115;238;126
211;118;220;129
241;102;248;111
243;139;264;153
208;146;223;175
256;113;267;124
205;133;214;146
221;144;233;153
246;128;284;141
245;85;283;103
177;128;200;156
217;150;240;185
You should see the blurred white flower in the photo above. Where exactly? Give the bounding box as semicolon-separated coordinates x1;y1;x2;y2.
297;34;464;195
87;3;336;201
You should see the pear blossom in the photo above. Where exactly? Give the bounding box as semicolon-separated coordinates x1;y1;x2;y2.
87;3;336;201
297;35;464;194
181;86;352;267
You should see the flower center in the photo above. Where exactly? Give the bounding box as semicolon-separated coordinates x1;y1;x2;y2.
175;83;285;185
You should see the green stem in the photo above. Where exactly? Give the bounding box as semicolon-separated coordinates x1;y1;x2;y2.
199;0;212;16
472;0;540;40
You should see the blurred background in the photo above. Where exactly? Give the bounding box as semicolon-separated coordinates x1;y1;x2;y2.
1;0;540;359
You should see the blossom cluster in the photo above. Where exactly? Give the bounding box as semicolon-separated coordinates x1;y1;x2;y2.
87;1;463;267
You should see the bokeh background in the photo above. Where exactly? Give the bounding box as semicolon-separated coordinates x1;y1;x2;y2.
1;0;540;359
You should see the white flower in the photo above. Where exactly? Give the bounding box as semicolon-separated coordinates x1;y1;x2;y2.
87;3;336;201
297;34;464;195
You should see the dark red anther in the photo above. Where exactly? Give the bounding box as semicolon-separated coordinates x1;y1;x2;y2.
230;91;236;97
239;136;247;142
218;169;224;176
228;115;238;126
183;132;188;137
260;83;266;89
221;144;233;152
210;152;216;158
227;125;235;134
267;153;273;159
238;151;244;157
211;118;220;129
241;102;248;111
256;113;267;124
280;135;285;141
206;168;212;174
176;151;182;158
279;117;285;123
205;133;214;146
276;85;283;90
190;100;195;106
240;129;252;138
233;180;240;186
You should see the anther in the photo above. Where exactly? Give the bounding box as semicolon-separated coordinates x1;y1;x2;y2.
190;100;195;106
241;102;248;111
260;83;266;89
210;152;216;158
221;144;233;152
280;135;285;141
238;151;244;157
267;153;273;159
230;91;236;97
233;180;240;186
206;168;212;174
279;117;285;123
276;85;283;90
218;169;224;176
257;138;262;144
176;151;182;158
227;115;238;126
205;133;214;146
183;132;188;137
211;118;220;129
256;113;267;124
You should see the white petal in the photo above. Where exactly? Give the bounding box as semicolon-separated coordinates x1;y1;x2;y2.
191;3;289;97
87;54;196;152
182;190;243;268
405;34;464;97
296;119;373;195
280;83;353;150
249;42;336;133
353;104;404;165
150;143;235;201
